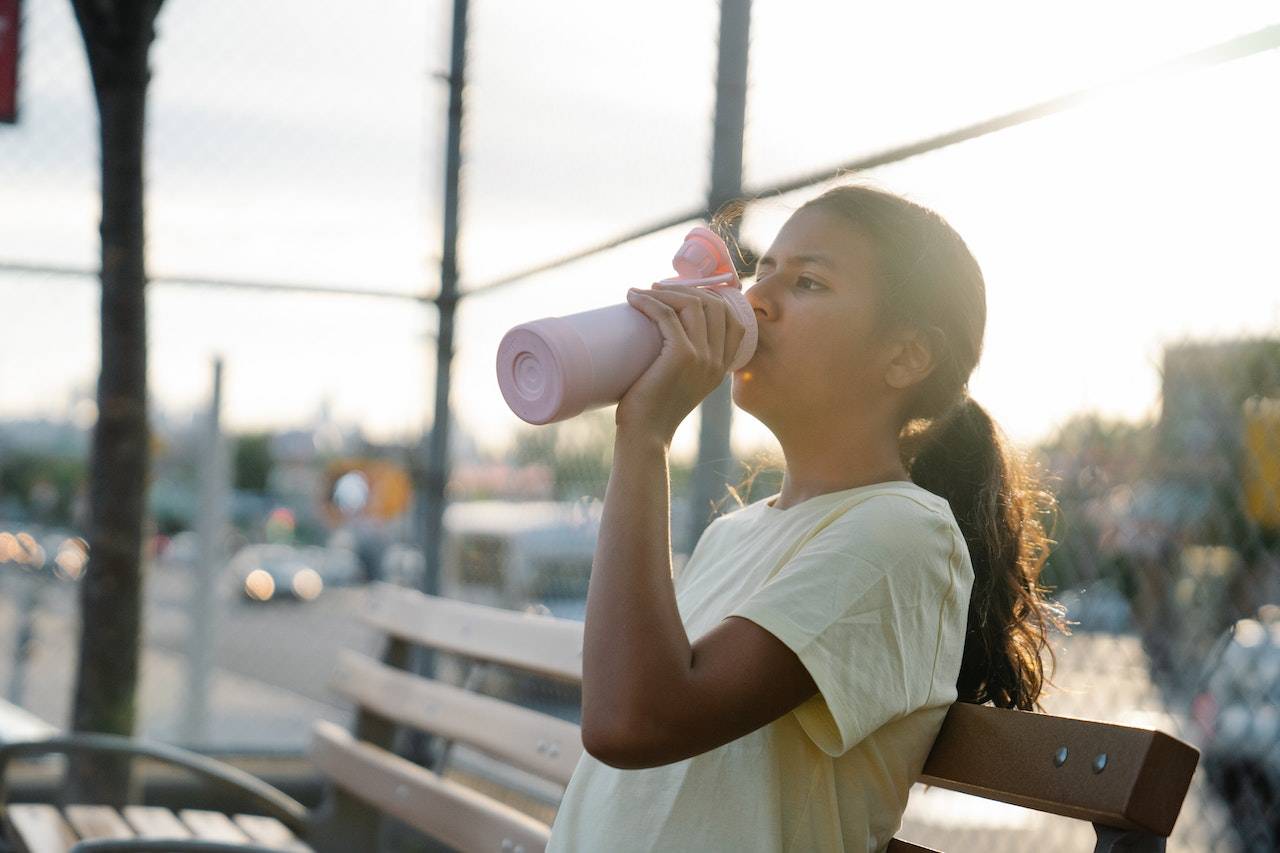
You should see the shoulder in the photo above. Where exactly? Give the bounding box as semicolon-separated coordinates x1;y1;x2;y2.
833;487;955;541
820;488;965;578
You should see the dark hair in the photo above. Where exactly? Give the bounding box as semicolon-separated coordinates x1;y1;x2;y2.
722;182;1068;712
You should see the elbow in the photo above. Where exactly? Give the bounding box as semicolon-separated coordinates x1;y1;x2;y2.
581;721;637;769
581;717;662;770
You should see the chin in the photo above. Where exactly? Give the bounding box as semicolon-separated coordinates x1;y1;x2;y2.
731;371;764;414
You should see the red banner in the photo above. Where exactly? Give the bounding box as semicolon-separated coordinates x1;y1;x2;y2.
0;0;17;123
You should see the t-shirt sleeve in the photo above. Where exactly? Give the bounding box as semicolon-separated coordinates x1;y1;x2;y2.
727;495;964;757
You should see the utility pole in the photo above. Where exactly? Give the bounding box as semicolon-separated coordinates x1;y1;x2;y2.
180;356;228;747
688;0;751;552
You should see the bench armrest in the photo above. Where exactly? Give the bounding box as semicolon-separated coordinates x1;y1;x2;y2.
0;733;308;834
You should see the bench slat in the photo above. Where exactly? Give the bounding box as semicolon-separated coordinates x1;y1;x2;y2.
5;804;78;853
919;703;1199;837
232;813;312;851
178;809;253;843
121;806;194;839
364;583;583;682
309;719;551;853
332;650;582;786
63;806;134;840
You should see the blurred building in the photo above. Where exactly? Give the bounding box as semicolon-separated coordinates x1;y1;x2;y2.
1159;337;1280;488
1153;336;1280;675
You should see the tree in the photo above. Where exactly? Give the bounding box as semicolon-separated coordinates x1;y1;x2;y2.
66;0;166;804
0;451;86;525
233;432;273;493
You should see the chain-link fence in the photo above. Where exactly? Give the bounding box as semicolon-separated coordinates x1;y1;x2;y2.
2;1;1280;850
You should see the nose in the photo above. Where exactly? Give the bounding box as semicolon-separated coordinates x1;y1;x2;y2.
744;279;774;320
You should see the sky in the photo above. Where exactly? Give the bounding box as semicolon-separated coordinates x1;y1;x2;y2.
1;0;1278;462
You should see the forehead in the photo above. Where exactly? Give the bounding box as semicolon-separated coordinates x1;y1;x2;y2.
762;207;878;280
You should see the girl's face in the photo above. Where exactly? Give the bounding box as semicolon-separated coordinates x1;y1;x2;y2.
732;206;897;429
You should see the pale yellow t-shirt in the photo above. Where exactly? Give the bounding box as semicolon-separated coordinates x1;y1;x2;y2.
546;481;975;853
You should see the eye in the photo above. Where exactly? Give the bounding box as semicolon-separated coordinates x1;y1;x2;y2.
795;276;824;292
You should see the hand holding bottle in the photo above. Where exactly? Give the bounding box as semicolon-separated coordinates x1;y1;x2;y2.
615;280;751;442
495;226;757;426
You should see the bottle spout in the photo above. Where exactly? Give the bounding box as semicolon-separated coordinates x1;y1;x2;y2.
656;226;741;288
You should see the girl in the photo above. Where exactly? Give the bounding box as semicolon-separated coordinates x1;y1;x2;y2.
545;183;1066;852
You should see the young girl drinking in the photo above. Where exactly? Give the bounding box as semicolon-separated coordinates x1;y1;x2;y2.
546;183;1066;852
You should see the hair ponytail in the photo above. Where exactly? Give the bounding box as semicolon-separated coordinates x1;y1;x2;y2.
902;397;1067;711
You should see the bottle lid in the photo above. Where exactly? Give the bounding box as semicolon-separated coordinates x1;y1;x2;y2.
652;226;756;370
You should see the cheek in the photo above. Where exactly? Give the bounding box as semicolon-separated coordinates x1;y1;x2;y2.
810;329;881;395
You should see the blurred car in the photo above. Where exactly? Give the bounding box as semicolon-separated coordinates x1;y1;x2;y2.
310;544;362;587
0;523;88;583
1193;603;1280;852
228;544;328;602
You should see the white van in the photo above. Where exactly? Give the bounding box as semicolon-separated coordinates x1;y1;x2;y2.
440;499;602;622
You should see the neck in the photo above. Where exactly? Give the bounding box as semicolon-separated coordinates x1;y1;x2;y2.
768;411;909;511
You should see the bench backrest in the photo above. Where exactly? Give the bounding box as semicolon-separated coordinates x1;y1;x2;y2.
308;583;585;852
311;583;1199;853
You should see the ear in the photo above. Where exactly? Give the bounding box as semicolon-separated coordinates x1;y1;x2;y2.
883;325;940;391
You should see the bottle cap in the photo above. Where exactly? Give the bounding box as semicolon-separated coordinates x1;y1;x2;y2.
654;226;741;288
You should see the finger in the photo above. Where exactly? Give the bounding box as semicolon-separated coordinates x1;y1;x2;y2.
627;289;694;353
702;293;727;369
713;287;747;367
640;287;710;357
726;311;747;367
659;285;729;369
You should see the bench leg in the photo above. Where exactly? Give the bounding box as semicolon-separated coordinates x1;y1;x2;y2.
1092;824;1166;853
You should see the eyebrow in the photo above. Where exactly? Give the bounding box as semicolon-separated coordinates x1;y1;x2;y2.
756;252;837;270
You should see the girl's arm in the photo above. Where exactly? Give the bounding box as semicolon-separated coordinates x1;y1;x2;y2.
579;426;688;753
578;279;821;767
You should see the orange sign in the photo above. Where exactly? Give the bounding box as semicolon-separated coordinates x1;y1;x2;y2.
323;458;412;523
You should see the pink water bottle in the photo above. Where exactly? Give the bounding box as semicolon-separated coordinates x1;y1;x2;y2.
496;226;758;425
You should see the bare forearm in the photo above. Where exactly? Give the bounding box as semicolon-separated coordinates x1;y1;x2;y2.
581;427;692;744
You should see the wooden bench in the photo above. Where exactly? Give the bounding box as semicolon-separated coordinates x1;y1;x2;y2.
1;582;1200;852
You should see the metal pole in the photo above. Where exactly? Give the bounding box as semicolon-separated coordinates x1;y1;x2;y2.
687;0;750;553
180;356;228;746
403;0;467;772
419;0;466;607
